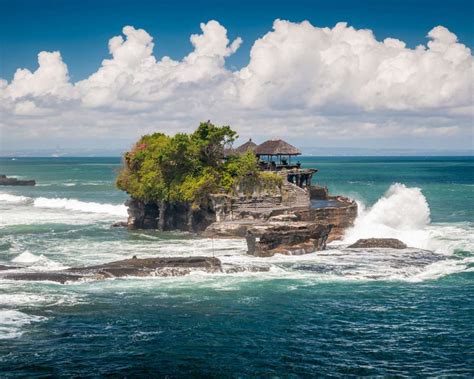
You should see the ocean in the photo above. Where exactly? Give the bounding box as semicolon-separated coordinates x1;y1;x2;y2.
0;156;473;377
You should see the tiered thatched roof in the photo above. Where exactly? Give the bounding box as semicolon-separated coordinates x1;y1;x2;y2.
254;139;301;156
234;139;257;154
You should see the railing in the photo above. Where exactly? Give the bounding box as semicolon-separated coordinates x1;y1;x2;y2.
259;162;301;171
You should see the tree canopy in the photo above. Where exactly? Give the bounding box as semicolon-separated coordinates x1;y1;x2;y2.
116;122;282;207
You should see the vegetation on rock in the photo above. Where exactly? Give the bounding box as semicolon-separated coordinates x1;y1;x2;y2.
117;122;282;206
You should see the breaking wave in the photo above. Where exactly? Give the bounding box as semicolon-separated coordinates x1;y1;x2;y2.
0;192;127;221
0;193;30;205
12;251;67;271
344;183;432;248
0;192;127;217
33;197;127;217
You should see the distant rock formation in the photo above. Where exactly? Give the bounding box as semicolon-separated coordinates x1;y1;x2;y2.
0;174;35;186
348;238;408;249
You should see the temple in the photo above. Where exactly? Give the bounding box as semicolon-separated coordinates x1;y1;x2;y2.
231;138;317;189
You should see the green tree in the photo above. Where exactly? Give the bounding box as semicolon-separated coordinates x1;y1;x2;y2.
116;121;281;206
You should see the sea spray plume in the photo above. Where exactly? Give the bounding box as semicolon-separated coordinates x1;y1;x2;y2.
344;183;431;248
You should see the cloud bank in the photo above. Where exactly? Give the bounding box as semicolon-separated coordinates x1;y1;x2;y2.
1;20;472;150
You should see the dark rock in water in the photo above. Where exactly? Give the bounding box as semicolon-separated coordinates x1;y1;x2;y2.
3;272;85;283
0;256;222;283
111;221;128;228
0;264;20;271
348;238;407;249
246;222;332;257
0;174;35;186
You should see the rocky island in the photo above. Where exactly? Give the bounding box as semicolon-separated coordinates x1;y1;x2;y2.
116;122;358;256
0;174;36;186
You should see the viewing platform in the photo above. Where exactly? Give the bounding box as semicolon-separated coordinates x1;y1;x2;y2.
229;138;318;188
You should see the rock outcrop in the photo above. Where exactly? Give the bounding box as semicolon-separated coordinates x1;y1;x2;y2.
0;175;35;186
0;256;223;283
298;193;358;242
348;238;408;249
246;222;332;257
126;198;215;232
123;176;357;255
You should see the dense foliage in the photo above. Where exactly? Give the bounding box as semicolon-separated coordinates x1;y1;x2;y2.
117;122;282;206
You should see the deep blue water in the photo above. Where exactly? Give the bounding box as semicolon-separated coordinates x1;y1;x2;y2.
0;156;473;377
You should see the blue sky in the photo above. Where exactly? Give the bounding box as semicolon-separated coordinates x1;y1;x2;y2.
0;0;472;153
2;0;472;81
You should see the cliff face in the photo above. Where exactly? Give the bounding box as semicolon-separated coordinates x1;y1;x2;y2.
126;199;216;232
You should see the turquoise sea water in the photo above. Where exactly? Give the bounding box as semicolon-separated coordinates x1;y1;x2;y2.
0;157;473;377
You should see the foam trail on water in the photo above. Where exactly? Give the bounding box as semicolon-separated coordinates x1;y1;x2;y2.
0;310;47;339
344;183;431;248
33;197;127;217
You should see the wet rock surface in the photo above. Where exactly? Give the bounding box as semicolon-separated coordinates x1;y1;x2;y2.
111;221;128;228
246;222;332;257
0;256;276;283
0;174;35;186
0;264;19;271
0;256;223;283
348;238;408;249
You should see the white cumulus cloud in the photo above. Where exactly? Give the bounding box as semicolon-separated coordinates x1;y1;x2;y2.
0;19;472;151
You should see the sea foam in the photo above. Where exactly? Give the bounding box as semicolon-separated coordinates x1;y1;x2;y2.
33;197;127;217
12;252;67;271
343;183;432;248
0;310;47;339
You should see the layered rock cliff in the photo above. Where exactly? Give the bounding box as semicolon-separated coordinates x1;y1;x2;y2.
124;180;357;256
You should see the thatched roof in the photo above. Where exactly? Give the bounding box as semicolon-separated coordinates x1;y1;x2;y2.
254;139;301;156
234;139;257;154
